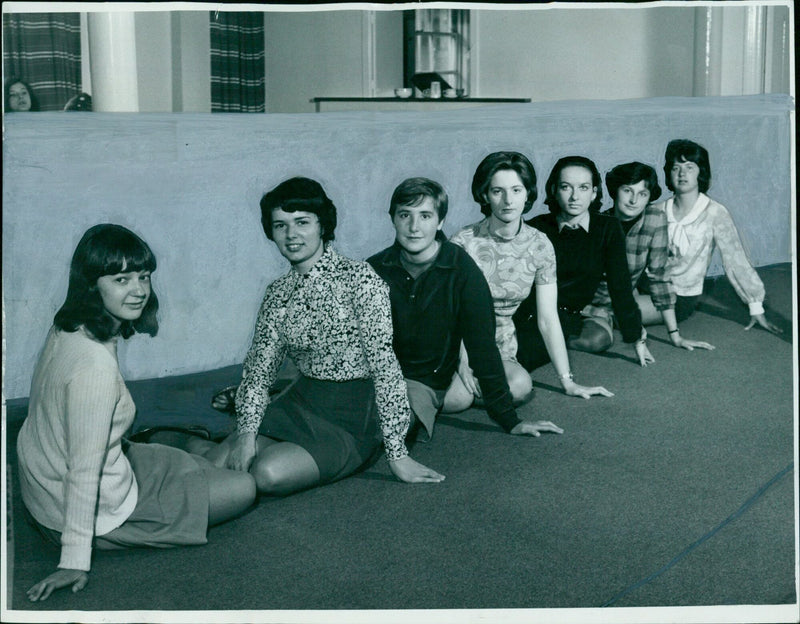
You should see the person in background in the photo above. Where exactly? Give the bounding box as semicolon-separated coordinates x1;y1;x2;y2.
199;177;444;491
450;152;613;411
368;176;563;442
17;224;256;602
655;139;781;334
584;161;714;352
5;77;39;112
516;155;654;368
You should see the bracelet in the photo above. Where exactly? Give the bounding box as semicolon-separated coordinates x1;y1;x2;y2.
668;329;679;334
559;371;574;381
636;328;648;344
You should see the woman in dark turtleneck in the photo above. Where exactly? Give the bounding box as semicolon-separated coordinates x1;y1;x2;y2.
514;155;655;370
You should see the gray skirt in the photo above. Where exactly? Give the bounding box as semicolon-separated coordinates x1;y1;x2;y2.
31;442;209;550
257;375;382;483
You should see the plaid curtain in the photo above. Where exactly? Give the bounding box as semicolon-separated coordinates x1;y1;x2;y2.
3;13;81;111
209;12;265;112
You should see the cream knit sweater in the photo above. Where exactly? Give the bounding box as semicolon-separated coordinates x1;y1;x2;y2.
17;326;138;572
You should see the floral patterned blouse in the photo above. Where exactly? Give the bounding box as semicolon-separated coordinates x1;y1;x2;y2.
450;219;557;360
235;245;411;461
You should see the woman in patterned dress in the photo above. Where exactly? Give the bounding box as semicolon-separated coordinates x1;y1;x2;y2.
196;177;444;493
449;152;611;408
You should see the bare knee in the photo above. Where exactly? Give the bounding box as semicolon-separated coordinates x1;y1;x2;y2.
252;460;294;496
442;377;474;413
250;448;320;496
506;365;533;405
569;321;613;353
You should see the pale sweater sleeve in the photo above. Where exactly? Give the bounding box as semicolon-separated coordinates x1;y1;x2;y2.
712;204;766;315
59;365;119;572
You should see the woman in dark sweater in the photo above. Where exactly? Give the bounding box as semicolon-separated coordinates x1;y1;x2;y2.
514;155;654;370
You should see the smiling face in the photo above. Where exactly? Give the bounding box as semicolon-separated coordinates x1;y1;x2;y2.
614;180;651;221
485;169;528;226
96;262;152;331
669;159;700;195
271;208;325;274
392;196;443;263
556;165;597;219
8;82;31;112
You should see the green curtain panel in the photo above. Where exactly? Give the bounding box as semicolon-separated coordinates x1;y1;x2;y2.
3;13;81;111
209;11;265;113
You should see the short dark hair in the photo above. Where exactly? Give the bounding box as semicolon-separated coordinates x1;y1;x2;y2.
605;162;662;204
260;177;337;242
544;155;604;214
54;224;159;341
471;151;538;217
389;177;448;220
663;139;711;193
4;77;40;111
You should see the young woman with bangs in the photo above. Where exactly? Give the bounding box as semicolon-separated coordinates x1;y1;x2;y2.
18;224;256;602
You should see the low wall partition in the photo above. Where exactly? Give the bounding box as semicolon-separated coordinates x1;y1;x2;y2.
2;94;794;399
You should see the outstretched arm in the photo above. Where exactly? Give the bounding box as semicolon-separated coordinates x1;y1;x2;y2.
712;203;777;332
536;283;614;398
355;268;444;482
30;364;121;600
229;292;286;470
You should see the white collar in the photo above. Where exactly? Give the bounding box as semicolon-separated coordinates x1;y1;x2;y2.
666;194;710;257
666;193;710;226
557;210;591;232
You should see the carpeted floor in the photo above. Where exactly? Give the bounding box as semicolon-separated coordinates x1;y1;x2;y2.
3;264;796;619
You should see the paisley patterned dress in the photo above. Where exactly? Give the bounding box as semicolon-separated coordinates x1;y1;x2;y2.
450;219;557;361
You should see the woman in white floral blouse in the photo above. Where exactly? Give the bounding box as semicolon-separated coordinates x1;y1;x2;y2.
200;177;444;494
656;139;780;334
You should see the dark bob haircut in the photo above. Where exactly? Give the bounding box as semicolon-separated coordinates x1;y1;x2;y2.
605;161;662;204
663;139;711;193
54;224;159;341
4;77;40;111
260;177;337;242
544;155;604;214
389;177;448;221
471;151;538;217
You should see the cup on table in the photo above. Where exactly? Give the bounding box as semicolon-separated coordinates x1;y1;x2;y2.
429;81;441;99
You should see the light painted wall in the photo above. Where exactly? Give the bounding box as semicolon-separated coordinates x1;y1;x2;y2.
74;5;791;113
472;7;696;101
81;10;210;112
135;12;173;112
263;11;369;113
172;11;210;112
374;10;405;96
2;95;793;398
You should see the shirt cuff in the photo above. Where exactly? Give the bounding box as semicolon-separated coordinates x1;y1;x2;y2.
492;409;522;433
385;442;409;462
748;301;765;316
236;420;260;435
59;545;92;572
